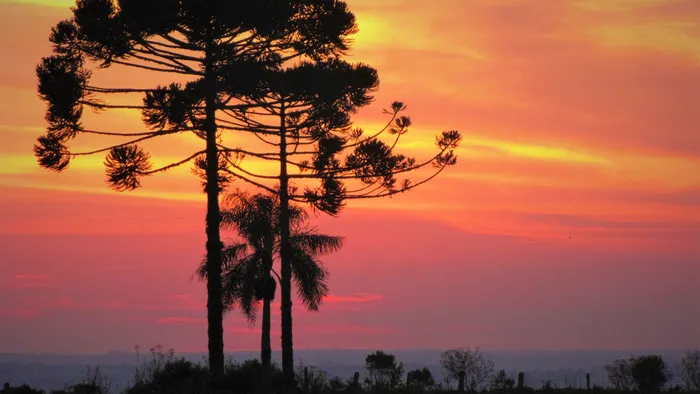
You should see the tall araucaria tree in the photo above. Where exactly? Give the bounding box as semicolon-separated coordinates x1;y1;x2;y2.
31;0;359;384
199;59;463;383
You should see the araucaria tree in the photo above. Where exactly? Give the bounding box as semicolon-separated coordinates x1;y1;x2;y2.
212;42;462;384
32;0;361;384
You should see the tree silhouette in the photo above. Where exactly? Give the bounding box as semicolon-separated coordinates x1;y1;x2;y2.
365;350;404;390
195;190;343;372
407;368;436;391
440;348;495;393
605;359;635;391
32;0;359;383
208;51;462;385
630;355;672;393
680;351;700;392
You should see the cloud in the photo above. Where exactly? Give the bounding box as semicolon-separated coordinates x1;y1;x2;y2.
323;294;385;303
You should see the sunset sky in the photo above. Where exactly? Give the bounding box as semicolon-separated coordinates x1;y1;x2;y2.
0;0;698;354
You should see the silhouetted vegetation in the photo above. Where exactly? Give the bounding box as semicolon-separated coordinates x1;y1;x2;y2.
4;349;700;394
365;351;404;391
440;348;495;392
605;355;673;393
680;352;700;392
195;190;343;384
33;0;367;385
406;368;437;392
32;1;462;388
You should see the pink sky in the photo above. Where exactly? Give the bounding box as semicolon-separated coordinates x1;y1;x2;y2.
0;0;698;353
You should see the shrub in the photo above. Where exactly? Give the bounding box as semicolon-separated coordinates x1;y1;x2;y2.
406;368;436;391
365;350;404;390
1;384;44;394
680;350;700;392
605;359;635;391
125;347;208;394
630;355;671;392
222;359;285;394
491;369;515;391
296;362;330;394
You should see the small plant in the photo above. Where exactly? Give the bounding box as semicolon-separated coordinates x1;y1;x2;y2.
295;361;330;394
540;379;553;391
71;366;111;394
126;346;208;394
491;370;515;391
327;377;347;393
131;345;178;387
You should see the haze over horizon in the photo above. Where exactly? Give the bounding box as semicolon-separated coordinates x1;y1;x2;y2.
1;0;698;355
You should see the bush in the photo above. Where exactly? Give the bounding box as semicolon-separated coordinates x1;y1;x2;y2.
125;347;208;394
222;359;285;394
630;355;671;392
406;368;436;391
1;384;44;394
491;370;515;391
365;350;404;390
296;362;330;394
605;359;635;391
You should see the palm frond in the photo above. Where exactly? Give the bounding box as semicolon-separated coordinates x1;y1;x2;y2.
222;243;249;268
290;232;344;257
289;246;329;311
194;243;248;280
222;254;264;322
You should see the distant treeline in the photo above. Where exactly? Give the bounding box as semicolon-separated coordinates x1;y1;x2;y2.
2;348;698;394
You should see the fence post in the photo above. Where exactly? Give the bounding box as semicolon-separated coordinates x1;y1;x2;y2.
458;371;466;392
518;372;524;389
586;373;591;390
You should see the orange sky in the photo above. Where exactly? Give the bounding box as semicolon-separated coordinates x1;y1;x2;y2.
0;0;698;353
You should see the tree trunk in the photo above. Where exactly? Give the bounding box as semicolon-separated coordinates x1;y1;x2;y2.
261;297;272;369
204;33;225;386
260;300;272;370
259;295;272;394
278;101;296;389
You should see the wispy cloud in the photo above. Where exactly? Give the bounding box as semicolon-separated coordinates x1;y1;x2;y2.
323;293;385;303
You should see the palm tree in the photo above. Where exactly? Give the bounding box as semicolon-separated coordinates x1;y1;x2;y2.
196;190;343;369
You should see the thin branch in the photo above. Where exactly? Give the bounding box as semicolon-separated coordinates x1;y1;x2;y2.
69;129;181;156
81;128;193;137
222;168;278;195
222;154;280;180
142;150;205;175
